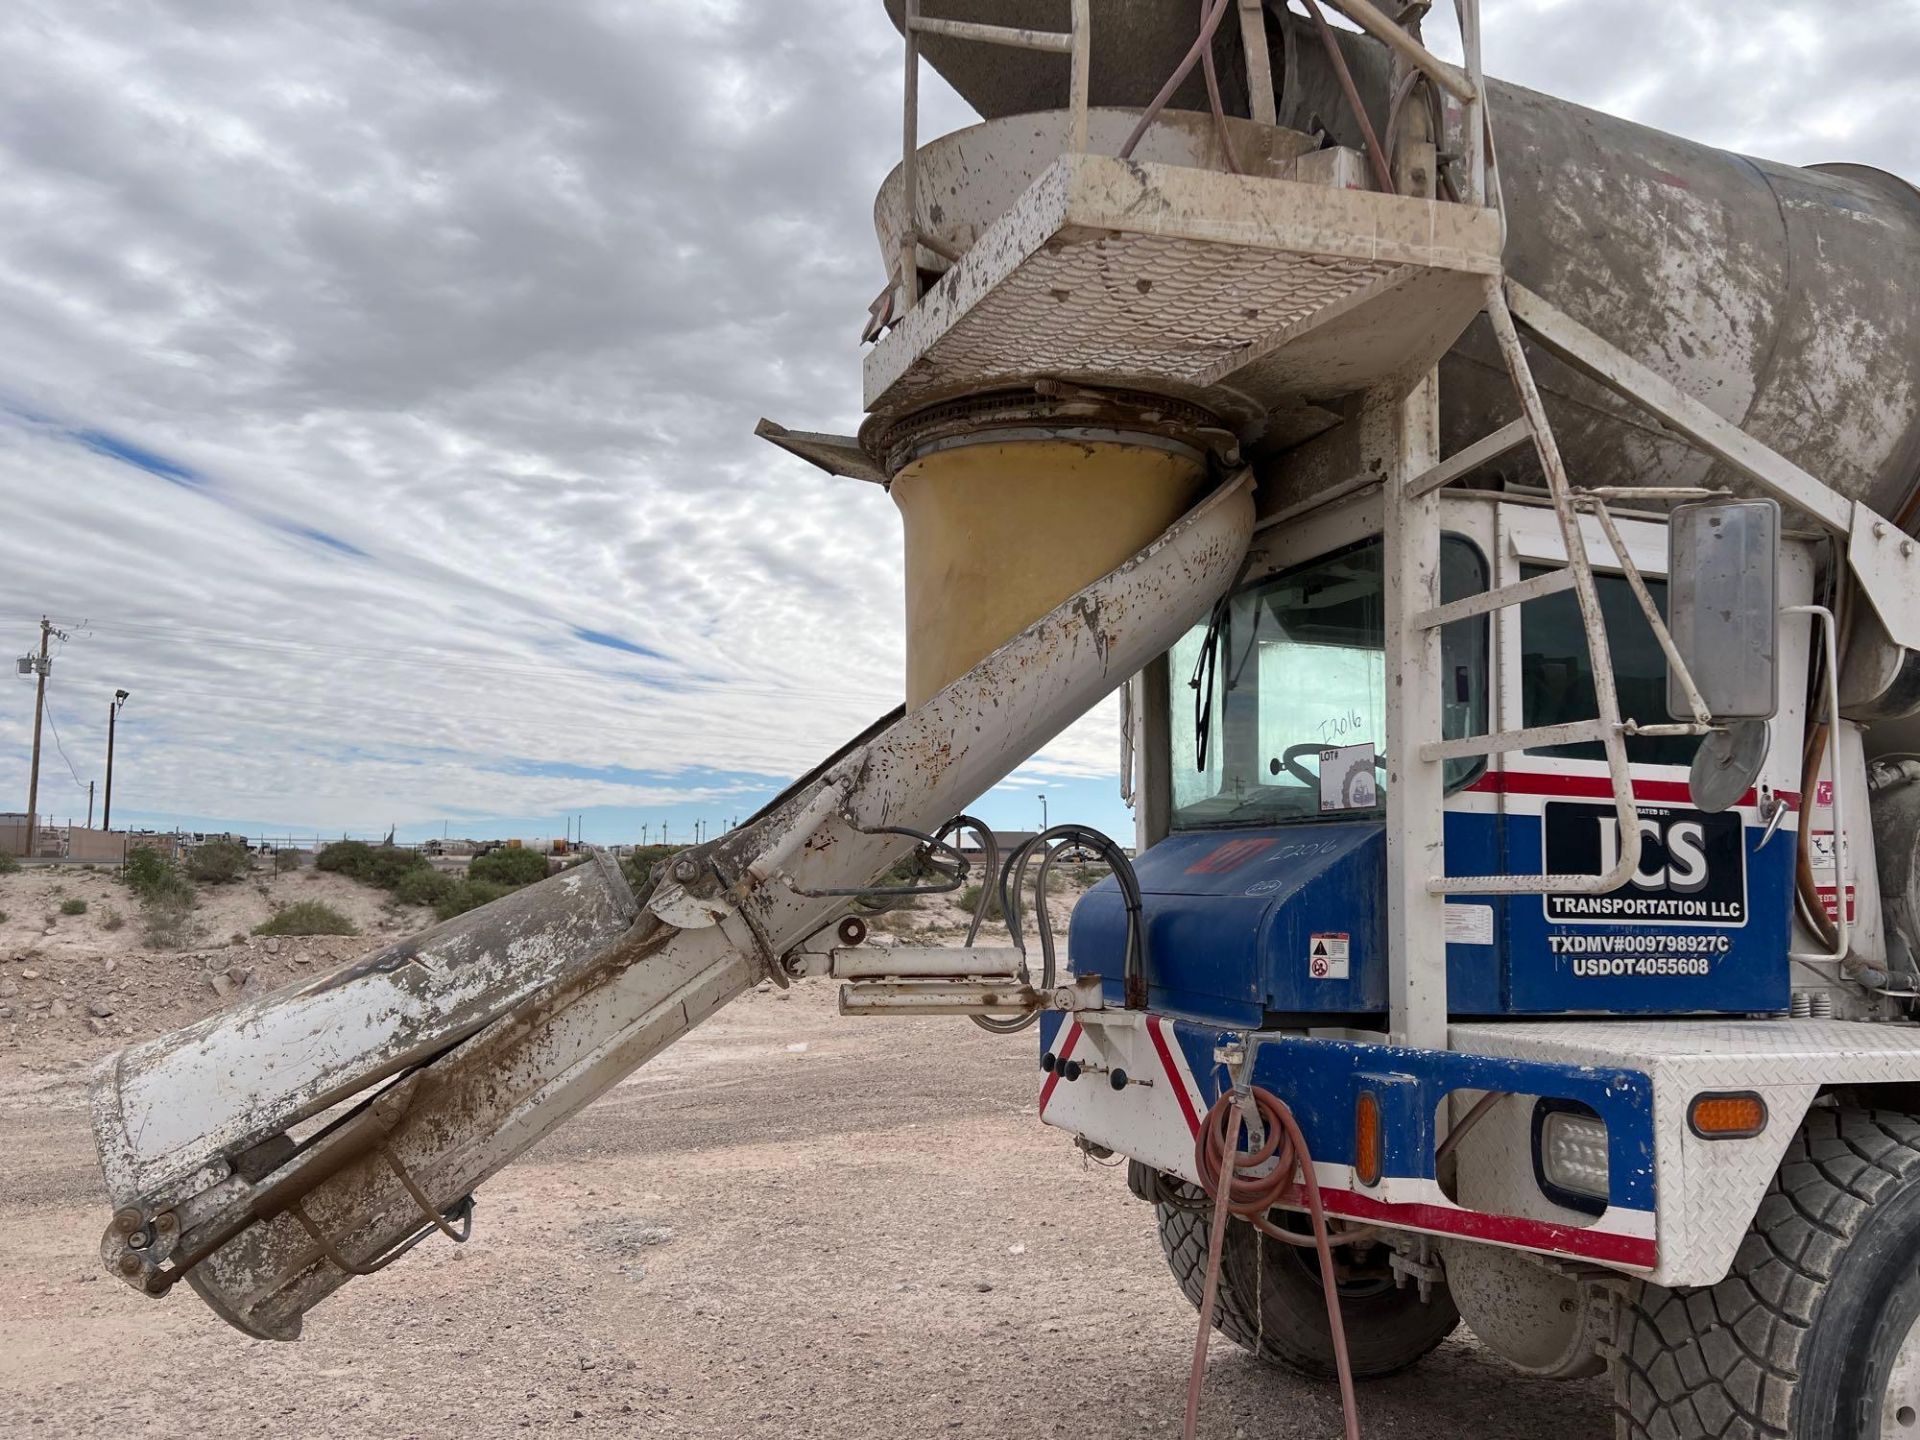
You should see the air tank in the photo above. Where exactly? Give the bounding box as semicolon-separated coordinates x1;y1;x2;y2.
884;2;1920;516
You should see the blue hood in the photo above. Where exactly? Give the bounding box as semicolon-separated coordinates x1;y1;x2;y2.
1068;825;1386;1027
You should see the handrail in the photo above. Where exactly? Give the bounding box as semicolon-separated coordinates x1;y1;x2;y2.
1786;604;1851;967
1423;279;1642;898
895;0;1089;310
1327;0;1476;103
908;16;1074;53
1581;494;1715;727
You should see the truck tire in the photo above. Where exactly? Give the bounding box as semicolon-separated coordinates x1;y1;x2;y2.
1154;1197;1460;1377
1614;1106;1920;1439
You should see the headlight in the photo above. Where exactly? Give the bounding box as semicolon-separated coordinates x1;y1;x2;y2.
1534;1103;1609;1214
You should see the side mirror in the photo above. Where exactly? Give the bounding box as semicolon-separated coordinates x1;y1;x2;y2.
1666;498;1781;721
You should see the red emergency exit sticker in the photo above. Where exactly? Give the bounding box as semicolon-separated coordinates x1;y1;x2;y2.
1309;933;1350;980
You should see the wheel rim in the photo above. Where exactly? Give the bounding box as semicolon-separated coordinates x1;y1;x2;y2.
1266;1224;1397;1299
1883;1311;1920;1437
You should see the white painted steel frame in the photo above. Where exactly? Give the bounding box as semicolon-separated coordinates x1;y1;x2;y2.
1380;375;1451;1047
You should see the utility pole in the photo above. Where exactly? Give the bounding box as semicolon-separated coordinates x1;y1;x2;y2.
86;781;95;829
103;689;128;830
21;618;58;854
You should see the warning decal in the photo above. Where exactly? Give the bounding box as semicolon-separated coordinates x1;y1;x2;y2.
1309;932;1350;980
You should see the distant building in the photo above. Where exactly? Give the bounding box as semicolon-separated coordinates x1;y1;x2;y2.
958;829;1039;857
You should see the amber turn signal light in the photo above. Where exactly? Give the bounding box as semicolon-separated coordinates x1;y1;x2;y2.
1355;1091;1383;1186
1688;1092;1768;1140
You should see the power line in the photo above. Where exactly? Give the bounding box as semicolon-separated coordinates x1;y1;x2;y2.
40;698;88;792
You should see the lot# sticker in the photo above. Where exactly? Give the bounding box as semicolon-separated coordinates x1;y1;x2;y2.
1318;744;1378;812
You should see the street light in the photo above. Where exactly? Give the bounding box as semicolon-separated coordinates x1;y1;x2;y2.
1038;793;1048;831
103;690;130;830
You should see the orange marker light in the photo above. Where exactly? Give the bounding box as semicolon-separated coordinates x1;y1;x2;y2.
1689;1092;1768;1139
1355;1091;1383;1186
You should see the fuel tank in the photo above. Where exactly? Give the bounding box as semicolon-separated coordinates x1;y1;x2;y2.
883;2;1920;514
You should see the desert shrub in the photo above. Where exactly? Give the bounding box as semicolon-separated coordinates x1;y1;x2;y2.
60;898;86;916
432;879;511;922
124;847;194;906
393;867;458;909
143;896;196;950
101;907;125;932
0;851;17;874
621;844;680;890
367;847;430;889
315;840;427;890
186;838;252;885
469;848;551;888
274;848;303;873
956;882;1004;920
316;839;373;875
254;901;358;937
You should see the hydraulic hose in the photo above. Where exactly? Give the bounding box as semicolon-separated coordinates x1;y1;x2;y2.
1119;0;1238;161
1185;1087;1361;1440
1196;0;1244;174
1299;0;1396;195
999;824;1149;1010
1794;567;1858;954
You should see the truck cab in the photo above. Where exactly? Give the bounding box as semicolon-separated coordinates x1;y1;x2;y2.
1083;486;1881;1026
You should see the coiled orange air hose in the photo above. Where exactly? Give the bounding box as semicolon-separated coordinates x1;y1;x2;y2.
1185;1087;1362;1440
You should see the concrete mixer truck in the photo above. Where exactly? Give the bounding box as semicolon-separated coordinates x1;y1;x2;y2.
83;4;1920;1437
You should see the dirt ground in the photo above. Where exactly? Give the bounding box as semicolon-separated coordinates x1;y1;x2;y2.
0;868;1613;1438
0;863;433;1060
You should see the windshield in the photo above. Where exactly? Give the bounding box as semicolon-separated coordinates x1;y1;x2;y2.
1168;536;1488;828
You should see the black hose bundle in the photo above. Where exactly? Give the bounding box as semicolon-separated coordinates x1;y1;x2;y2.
998;823;1150;1012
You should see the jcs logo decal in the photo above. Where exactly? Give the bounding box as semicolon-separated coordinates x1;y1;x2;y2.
1542;802;1747;926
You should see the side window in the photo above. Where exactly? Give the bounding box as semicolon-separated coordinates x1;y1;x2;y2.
1440;540;1491;791
1167;536;1488;829
1520;565;1702;767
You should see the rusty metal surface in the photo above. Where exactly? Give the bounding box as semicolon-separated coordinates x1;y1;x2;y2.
1275;11;1920;510
89;853;638;1209
871;106;1316;278
1442;82;1920;515
864;150;1501;426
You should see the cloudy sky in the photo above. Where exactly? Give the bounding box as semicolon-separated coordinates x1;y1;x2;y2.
2;1;1915;848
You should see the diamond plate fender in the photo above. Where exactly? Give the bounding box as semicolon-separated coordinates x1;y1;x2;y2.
1453;1019;1920;1287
